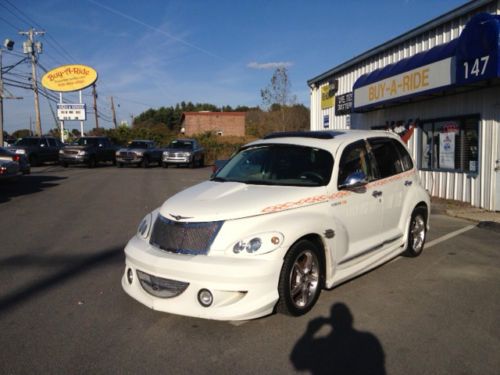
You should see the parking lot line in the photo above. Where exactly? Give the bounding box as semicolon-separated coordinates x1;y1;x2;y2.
426;224;476;249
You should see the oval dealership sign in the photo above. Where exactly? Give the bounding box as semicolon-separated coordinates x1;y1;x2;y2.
41;64;98;92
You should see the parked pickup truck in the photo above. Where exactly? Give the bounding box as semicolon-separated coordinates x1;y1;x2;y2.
59;136;117;168
116;140;163;168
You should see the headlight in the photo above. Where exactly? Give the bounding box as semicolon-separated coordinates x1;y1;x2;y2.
115;151;121;156
77;150;87;156
137;213;153;239
134;151;144;156
163;151;169;156
182;152;192;157
232;232;284;255
59;149;64;154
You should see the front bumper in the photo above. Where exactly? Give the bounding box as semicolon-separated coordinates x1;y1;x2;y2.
116;156;143;164
162;155;192;164
122;235;282;320
59;154;90;164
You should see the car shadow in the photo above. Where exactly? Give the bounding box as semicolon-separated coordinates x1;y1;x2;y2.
0;246;123;317
290;303;386;375
0;174;67;204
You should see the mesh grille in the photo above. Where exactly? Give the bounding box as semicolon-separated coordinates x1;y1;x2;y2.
150;215;223;255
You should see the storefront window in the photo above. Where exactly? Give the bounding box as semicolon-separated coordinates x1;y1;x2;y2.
419;116;479;173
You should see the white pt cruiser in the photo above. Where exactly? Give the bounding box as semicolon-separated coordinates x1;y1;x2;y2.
122;130;430;320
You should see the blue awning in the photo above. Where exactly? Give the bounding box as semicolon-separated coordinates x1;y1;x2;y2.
352;13;500;112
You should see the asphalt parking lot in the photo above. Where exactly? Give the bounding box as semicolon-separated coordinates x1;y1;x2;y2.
1;165;499;375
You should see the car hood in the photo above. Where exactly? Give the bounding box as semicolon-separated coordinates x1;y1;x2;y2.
159;180;328;222
164;148;192;153
118;147;147;153
63;145;92;151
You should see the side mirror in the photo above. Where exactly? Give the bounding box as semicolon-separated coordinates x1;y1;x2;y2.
339;171;367;190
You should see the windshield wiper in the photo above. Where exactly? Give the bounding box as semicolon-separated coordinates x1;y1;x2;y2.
210;176;227;182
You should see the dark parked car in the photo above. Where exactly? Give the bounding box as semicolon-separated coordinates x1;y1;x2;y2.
162;139;205;168
116;140;163;168
7;136;63;166
0;147;30;174
0;159;22;181
59;136;117;168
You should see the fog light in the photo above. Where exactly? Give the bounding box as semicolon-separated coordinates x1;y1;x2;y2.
127;268;133;284
198;289;213;307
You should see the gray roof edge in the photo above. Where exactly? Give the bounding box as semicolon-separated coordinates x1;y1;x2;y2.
307;0;493;87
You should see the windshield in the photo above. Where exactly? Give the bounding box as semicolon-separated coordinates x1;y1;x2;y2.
14;138;39;146
128;141;148;148
168;140;193;149
72;138;99;146
213;144;333;186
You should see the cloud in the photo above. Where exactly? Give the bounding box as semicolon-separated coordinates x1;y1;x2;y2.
247;61;293;70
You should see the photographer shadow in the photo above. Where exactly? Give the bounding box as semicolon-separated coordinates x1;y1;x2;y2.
290;303;386;375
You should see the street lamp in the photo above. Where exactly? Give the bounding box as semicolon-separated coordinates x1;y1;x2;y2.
0;38;15;146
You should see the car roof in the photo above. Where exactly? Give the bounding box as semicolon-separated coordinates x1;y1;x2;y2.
248;130;401;154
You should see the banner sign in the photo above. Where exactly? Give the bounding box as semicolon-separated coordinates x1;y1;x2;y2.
42;64;98;92
321;85;334;109
439;132;455;169
354;58;453;109
57;103;86;121
335;92;353;115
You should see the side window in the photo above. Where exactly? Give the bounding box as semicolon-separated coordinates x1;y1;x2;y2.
368;138;404;179
47;138;57;147
338;140;374;188
392;139;413;171
39;138;48;147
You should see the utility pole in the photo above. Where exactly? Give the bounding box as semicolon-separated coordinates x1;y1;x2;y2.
19;29;45;137
110;96;117;129
0;48;4;146
92;83;99;129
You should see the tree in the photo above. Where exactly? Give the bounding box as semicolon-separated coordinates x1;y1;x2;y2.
260;66;297;131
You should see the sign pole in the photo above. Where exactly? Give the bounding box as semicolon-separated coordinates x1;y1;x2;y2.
79;90;84;136
59;93;65;143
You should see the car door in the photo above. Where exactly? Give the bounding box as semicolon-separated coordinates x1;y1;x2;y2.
367;137;415;241
46;138;59;162
38;138;50;162
331;140;384;263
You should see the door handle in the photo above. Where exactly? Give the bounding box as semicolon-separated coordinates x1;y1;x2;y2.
404;180;413;186
372;190;382;198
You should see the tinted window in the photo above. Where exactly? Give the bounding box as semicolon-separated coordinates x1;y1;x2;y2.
14;138;39;146
215;144;333;187
392;139;413;171
169;140;193;150
47;138;57;147
368;138;403;178
338;140;375;187
129;141;148;148
73;138;99;146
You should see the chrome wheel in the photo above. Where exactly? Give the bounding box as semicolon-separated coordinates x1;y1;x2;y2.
289;249;320;309
410;215;426;253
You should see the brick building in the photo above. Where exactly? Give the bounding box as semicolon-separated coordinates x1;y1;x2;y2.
181;112;246;137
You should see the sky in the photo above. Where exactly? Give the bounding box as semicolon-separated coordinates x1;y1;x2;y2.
0;0;469;134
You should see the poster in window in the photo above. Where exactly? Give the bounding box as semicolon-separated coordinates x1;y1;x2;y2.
439;132;455;169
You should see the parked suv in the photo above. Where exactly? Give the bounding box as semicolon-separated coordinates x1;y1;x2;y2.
122;130;430;321
7;136;63;166
59;136;117;168
116;140;163;168
162;138;205;168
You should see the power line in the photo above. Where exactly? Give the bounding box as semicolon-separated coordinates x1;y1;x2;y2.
0;15;22;32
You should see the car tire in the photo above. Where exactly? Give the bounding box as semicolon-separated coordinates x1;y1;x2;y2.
117;162;123;168
61;162;68;168
189;159;195;168
199;156;205;168
29;154;39;167
87;157;97;168
141;157;150;168
162;162;168;168
405;207;427;257
277;239;324;316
